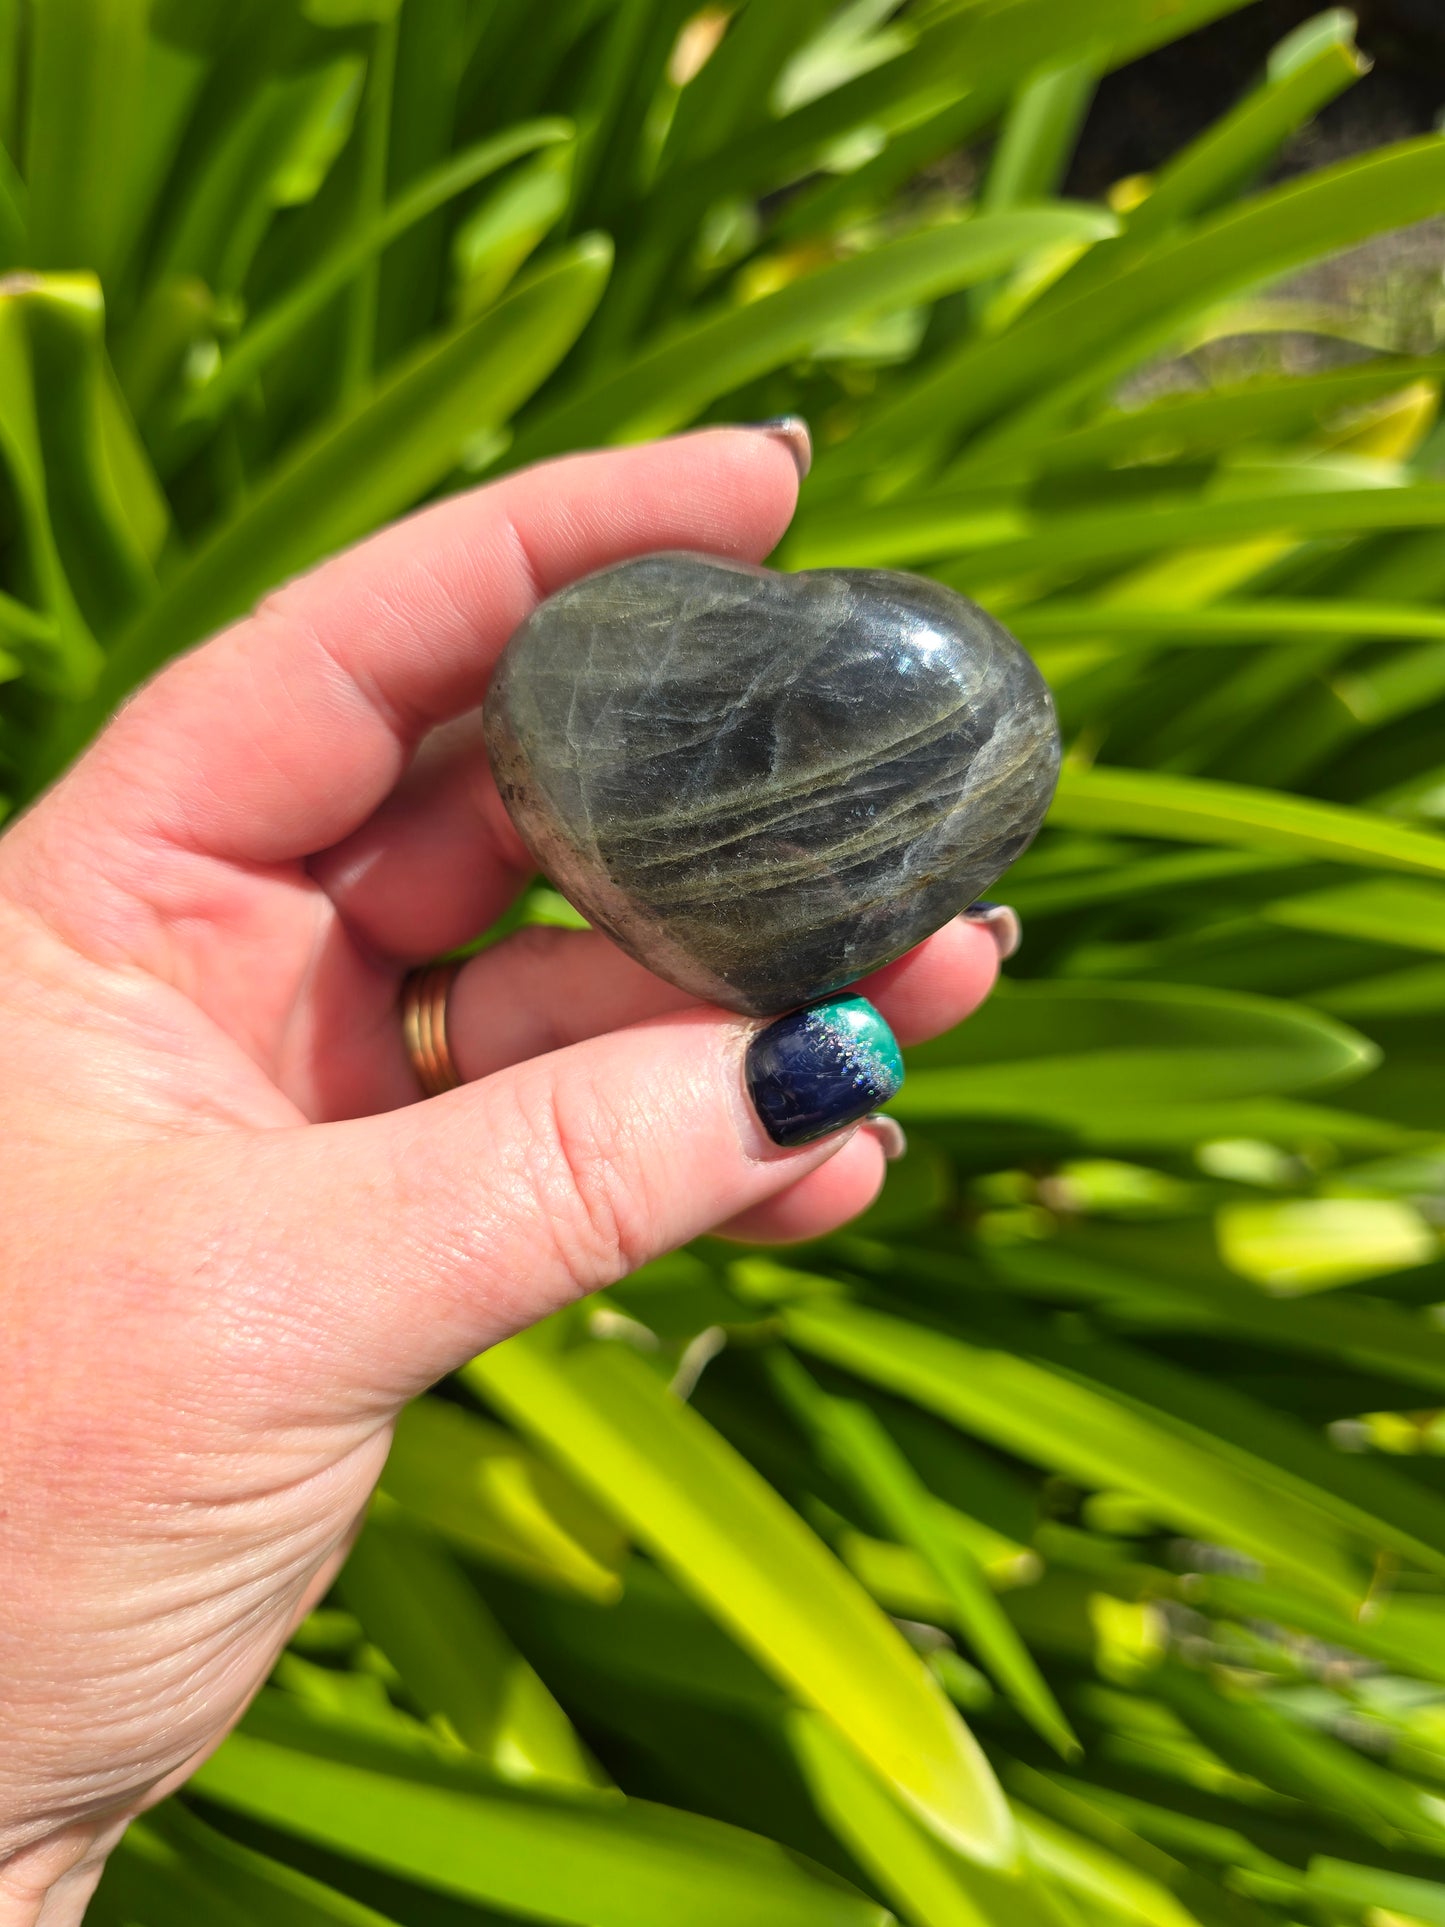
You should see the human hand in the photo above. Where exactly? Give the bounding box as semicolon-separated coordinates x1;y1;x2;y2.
0;430;1009;1924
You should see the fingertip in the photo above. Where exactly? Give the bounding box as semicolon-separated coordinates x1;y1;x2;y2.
717;1125;886;1244
662;423;802;555
964;899;1022;961
858;914;1001;1046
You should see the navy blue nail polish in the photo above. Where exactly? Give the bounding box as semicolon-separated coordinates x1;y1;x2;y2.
746;993;904;1147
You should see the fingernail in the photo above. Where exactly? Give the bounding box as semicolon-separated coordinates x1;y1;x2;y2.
745;993;904;1148
864;1113;908;1161
745;415;812;481
964;900;1021;961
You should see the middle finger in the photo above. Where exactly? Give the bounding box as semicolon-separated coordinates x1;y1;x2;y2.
443;911;1008;1086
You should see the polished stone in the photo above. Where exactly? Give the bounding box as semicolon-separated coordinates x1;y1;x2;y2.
483;552;1061;1015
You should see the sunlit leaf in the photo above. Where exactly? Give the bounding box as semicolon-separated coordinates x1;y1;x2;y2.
378;1394;628;1601
783;1298;1362;1600
513;205;1118;459
895;980;1374;1125
195;1727;896;1927
1052;765;1445;877
340;1505;605;1785
468;1326;1018;1865
30;237;612;787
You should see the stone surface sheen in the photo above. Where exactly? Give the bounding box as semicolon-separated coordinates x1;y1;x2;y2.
483;552;1061;1016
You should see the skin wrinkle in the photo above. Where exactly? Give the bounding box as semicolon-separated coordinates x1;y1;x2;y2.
512;1063;651;1290
269;884;368;1106
0;791;170;976
115;647;380;874
215;619;381;838
303;724;530;970
2;1459;362;1778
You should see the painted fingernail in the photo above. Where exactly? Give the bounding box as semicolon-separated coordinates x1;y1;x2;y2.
864;1113;908;1161
964;900;1021;961
745;415;812;480
745;993;904;1147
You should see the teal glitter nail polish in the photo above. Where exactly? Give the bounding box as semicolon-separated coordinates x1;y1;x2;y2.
745;994;904;1147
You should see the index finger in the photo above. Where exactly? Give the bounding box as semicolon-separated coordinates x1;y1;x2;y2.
67;429;804;868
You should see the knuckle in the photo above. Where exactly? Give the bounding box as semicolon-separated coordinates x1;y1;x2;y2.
514;1066;653;1291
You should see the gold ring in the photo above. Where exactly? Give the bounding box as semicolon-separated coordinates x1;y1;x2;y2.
401;961;465;1097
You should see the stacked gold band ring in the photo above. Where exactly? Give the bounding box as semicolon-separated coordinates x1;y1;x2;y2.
400;960;465;1097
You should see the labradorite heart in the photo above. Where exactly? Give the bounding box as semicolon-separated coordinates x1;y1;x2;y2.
483;552;1060;1016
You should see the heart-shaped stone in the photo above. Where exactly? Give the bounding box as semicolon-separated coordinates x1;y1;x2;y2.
483;552;1060;1015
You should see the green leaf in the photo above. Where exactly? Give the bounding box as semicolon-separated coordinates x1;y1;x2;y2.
1262;875;1445;953
1012;598;1445;649
666;0;1254;220
1188;1573;1445;1690
951;357;1445;486
766;1349;1078;1761
194;1728;896;1927
339;1505;604;1786
0;280;101;695
377;1394;627;1601
452;143;574;317
1307;1859;1445;1926
1217;1195;1438;1294
565;0;692;232
894;981;1374;1125
1015;1803;1205;1927
466;1326;1018;1866
782;1298;1361;1601
950;485;1445;588
661;0;831;172
337;9;400;398
790;483;1445;575
989;1236;1445;1409
1122;12;1366;238
371;0;466;364
1155;1662;1442;1845
1016;1;1369;352
980;60;1098;217
787;1711;1077;1927
1005;848;1294;918
155;53;367;295
1005;1765;1283;1877
831;135;1445;475
94;1802;400;1927
1014;1308;1445;1574
1051;764;1445;878
478;1551;795;1724
24;0;152;284
511;205;1118;458
170;120;573;437
17;273;163;639
29;237;612;792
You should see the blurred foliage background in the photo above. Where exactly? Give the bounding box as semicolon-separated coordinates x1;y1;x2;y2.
8;0;1445;1920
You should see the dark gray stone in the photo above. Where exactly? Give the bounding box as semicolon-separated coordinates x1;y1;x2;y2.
483;552;1061;1016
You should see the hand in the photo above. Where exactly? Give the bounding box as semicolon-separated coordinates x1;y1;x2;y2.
0;431;1006;1925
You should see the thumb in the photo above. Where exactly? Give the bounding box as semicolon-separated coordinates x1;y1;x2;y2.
251;995;903;1406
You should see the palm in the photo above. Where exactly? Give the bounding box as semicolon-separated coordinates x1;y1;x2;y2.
154;853;422;1124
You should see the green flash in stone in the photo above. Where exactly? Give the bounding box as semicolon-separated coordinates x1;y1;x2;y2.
484;551;1061;1015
